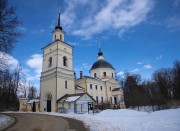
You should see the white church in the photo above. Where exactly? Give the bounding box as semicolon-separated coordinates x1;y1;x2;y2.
40;14;125;112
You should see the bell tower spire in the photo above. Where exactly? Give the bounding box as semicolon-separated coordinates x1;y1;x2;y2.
55;13;62;30
52;13;65;41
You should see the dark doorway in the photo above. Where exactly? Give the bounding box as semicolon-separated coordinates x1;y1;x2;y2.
47;100;51;112
114;97;117;105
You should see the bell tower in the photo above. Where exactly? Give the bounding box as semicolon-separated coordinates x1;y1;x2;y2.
40;13;75;112
52;13;65;42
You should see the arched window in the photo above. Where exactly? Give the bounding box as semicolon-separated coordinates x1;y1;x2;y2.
90;84;92;89
63;56;68;67
60;35;62;40
48;57;52;67
94;73;96;78
65;80;67;88
54;35;56;40
103;72;106;77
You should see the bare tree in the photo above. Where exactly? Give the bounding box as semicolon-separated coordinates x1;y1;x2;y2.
172;61;180;99
28;83;37;100
18;73;29;98
0;0;22;54
0;66;21;111
153;68;173;100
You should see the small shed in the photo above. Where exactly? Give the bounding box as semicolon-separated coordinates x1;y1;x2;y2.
26;99;40;112
57;93;95;113
19;98;40;112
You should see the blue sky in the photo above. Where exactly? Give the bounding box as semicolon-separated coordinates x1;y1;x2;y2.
4;0;180;90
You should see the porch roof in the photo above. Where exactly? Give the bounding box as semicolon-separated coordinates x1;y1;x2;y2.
57;93;96;103
26;99;40;104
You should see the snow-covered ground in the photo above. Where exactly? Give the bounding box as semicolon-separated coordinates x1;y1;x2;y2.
4;108;180;131
0;114;11;128
42;108;180;131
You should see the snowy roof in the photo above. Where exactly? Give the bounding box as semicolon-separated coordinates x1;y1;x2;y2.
57;93;95;103
65;96;80;102
26;99;40;104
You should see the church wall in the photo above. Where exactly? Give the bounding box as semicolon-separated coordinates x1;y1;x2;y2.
56;77;75;100
90;68;115;79
58;42;73;54
75;89;85;93
106;82;119;102
85;79;106;103
40;78;57;112
72;76;124;105
75;79;87;91
57;42;73;71
52;30;64;41
42;41;73;72
42;44;57;72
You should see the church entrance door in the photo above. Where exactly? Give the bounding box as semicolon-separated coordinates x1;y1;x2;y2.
47;100;51;112
114;97;117;105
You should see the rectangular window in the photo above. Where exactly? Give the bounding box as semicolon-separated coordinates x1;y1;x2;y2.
65;81;67;88
112;73;114;77
60;35;62;40
95;85;97;90
103;72;106;76
109;87;111;91
48;57;52;67
101;97;103;103
94;73;96;78
114;97;117;105
100;86;102;90
96;96;98;104
90;84;92;89
63;56;68;67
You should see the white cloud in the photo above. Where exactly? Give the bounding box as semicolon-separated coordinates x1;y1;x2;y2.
82;63;91;69
0;52;19;69
74;63;91;72
165;15;180;31
18;26;27;32
131;68;139;72
40;29;45;33
116;71;125;78
156;55;162;60
68;42;79;46
26;54;43;80
144;64;152;69
137;61;143;65
61;0;154;38
174;0;180;7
